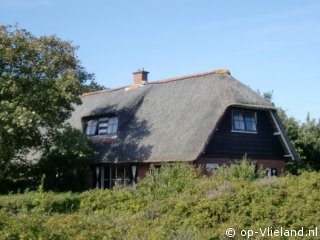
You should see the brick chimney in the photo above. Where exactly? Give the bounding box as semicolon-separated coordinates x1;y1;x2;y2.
133;68;149;85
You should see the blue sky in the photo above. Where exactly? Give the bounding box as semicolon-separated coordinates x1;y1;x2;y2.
1;0;319;122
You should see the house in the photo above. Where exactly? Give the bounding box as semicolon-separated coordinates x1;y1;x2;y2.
69;69;298;189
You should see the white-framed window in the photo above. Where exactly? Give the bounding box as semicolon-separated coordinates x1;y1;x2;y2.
206;163;219;171
98;117;109;135
104;165;132;188
232;110;257;133
85;116;118;136
266;168;278;177
86;120;98;135
107;117;118;134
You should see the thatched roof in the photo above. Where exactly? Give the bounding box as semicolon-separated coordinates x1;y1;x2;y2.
69;70;276;163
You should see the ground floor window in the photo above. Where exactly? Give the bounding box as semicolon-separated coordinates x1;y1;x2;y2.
205;163;219;171
95;165;137;189
104;165;132;188
266;168;277;177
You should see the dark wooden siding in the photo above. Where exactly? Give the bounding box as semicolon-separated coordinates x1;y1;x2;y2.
203;107;286;160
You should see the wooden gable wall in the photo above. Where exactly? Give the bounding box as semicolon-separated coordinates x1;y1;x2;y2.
203;107;286;160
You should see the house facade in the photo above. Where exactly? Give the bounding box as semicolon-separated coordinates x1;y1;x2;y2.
69;69;298;189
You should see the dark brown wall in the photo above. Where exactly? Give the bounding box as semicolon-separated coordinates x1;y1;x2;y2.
138;163;150;179
203;107;286;160
197;157;286;175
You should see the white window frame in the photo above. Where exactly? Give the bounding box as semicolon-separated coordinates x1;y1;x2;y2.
206;163;219;171
98;117;110;135
107;117;118;134
86;120;98;136
266;167;278;177
231;110;257;134
85;116;118;136
101;165;132;189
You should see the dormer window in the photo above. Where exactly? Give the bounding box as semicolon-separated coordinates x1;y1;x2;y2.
86;120;98;135
85;116;118;136
232;110;257;133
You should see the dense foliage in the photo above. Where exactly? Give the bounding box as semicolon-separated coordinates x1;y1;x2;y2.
37;126;94;191
279;110;320;172
0;163;319;239
82;80;108;93
260;91;320;172
0;25;101;190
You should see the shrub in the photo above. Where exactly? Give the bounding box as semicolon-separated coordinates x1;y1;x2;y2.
138;163;199;199
215;157;262;182
1;164;320;239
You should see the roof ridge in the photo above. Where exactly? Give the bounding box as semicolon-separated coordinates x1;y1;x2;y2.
81;86;128;97
81;69;230;97
148;69;230;85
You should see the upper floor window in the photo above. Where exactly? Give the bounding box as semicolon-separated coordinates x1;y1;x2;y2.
85;116;118;136
232;110;257;132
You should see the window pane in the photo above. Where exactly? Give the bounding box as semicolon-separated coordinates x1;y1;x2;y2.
99;123;108;128
99;129;108;134
117;166;124;179
234;121;240;130
109;117;114;124
86;120;98;135
112;117;118;124
240;121;245;129
244;112;254;120
124;166;131;179
112;125;118;133
244;112;256;131
233;110;245;130
111;166;116;179
233;113;239;121
98;118;109;135
99;117;109;122
234;111;244;121
104;166;110;179
107;125;113;134
85;126;91;135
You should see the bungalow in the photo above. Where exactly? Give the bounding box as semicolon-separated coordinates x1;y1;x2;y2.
69;69;298;189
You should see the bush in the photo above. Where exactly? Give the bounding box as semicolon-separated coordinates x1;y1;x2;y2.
215;157;262;182
1;163;320;239
138;163;199;199
0;191;81;214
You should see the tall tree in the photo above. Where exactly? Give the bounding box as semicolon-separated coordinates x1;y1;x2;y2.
0;25;96;181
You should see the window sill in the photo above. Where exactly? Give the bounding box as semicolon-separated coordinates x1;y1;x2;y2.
231;130;257;134
89;135;118;143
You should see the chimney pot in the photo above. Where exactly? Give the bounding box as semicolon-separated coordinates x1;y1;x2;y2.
133;69;149;85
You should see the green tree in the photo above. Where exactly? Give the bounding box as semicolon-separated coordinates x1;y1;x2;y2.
0;25;97;182
82;80;108;93
296;115;320;170
260;91;320;172
37;126;94;191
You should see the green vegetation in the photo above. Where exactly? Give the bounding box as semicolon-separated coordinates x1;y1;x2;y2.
279;110;320;172
0;163;320;239
0;25;101;192
260;91;320;173
0;26;319;239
